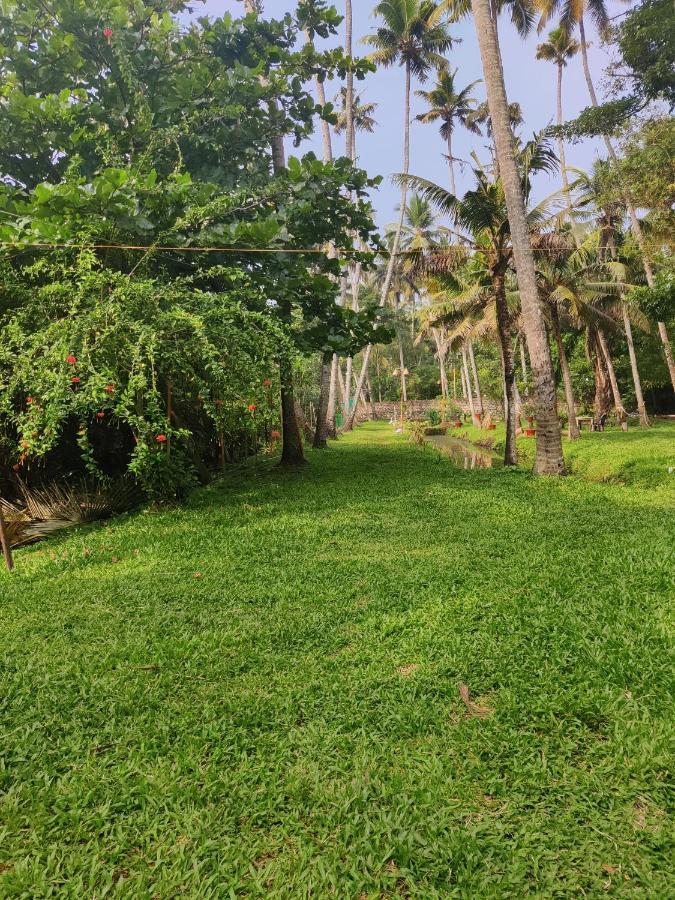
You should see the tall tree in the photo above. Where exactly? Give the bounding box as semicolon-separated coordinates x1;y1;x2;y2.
416;66;482;195
334;89;378;158
470;0;564;473
536;0;675;391
403;137;560;466
346;0;454;430
535;27;579;232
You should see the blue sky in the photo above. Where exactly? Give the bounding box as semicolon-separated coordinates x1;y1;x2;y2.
194;1;632;229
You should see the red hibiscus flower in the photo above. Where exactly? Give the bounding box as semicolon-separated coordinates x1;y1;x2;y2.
96;411;105;419
103;27;113;43
26;396;33;404
66;354;77;364
263;378;272;387
247;403;257;412
71;377;81;384
155;434;167;443
271;429;281;439
104;384;115;393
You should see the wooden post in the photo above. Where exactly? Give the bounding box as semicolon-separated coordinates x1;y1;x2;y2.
0;504;14;572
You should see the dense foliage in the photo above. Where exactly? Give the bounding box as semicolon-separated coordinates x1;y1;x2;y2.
0;0;385;495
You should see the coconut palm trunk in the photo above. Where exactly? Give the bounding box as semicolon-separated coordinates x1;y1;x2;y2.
347;62;412;431
554;61;580;246
467;341;484;418
551;305;580;439
494;273;518;465
462;344;477;424
596;327;625;419
432;328;449;399
622;305;649;427
577;15;675;392
590;328;612;417
519;335;529;394
471;0;564;474
447;131;456;195
325;354;339;438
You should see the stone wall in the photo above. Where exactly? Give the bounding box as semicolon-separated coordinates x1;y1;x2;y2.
357;398;504;421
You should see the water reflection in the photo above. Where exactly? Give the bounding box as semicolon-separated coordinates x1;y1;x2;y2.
427;434;502;470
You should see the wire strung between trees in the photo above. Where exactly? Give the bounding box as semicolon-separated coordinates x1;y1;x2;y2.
0;240;586;256
0;241;372;257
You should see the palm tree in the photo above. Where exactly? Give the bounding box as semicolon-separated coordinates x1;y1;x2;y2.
346;0;454;430
536;0;675;391
573;165;651;426
334;89;378;159
416;66;482;194
535;28;579;230
402;136;560;466
467;0;564;473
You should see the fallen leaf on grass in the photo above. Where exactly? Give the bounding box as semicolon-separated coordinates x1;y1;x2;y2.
601;864;618;875
193;572;203;578
397;664;418;677
458;682;494;718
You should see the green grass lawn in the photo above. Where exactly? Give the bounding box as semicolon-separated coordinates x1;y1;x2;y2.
456;419;675;490
1;422;673;897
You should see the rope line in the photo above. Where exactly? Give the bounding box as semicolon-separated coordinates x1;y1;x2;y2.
0;241;370;256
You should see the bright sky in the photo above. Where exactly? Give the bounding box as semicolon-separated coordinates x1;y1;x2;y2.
196;1;632;229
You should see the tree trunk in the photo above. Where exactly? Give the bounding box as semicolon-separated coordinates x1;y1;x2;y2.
0;504;14;572
556;61;578;246
579;15;674;390
551;305;580;439
621;304;649;427
597;328;625;418
280;355;305;465
519;335;529;395
462;345;477;425
460;359;468;402
471;0;564;474
494;273;517;465
325;353;339;438
346;62;412;430
657;321;675;393
447;131;456;196
344;0;354;166
366;371;376;418
468;341;484;418
313;355;332;448
590;329;612;418
343;356;353;421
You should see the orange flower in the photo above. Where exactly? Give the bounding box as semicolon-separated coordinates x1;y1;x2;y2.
247;403;257;412
155;434;167;443
66;354;77;364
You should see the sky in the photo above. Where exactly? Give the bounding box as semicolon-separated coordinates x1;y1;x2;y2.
191;1;632;230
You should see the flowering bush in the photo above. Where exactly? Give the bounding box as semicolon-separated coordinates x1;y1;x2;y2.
0;255;289;498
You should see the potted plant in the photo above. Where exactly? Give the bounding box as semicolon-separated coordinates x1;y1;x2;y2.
445;401;463;428
523;401;535;425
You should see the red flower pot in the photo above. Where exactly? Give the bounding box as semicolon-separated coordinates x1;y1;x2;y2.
525;428;536;436
454;420;462;428
487;423;496;430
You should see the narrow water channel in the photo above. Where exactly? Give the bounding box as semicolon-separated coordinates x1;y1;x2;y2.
427;434;502;470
